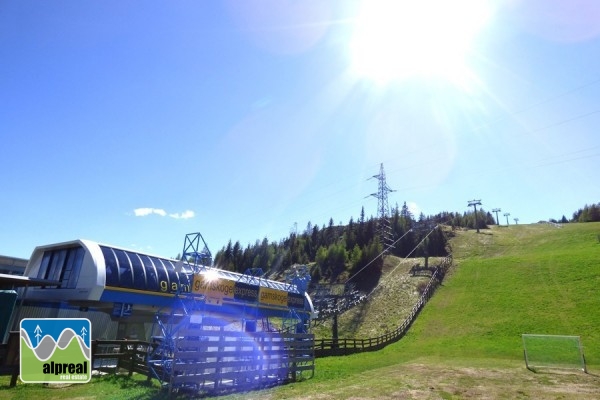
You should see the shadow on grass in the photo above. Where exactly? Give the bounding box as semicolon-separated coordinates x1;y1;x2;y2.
340;300;370;337
95;374;174;400
96;374;268;399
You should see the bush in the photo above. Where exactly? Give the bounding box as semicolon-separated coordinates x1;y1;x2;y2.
416;280;429;295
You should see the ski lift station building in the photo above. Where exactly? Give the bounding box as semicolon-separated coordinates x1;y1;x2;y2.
12;238;315;341
6;236;316;392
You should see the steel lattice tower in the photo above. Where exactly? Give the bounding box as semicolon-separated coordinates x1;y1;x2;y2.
370;163;395;252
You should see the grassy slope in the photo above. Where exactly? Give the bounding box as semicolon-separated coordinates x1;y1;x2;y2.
2;222;599;399
257;222;600;399
305;222;600;396
312;256;433;339
316;222;600;361
404;222;600;364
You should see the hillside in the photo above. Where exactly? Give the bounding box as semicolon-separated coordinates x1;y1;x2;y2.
244;221;600;399
404;222;600;364
312;255;435;340
307;222;600;398
3;222;599;400
314;222;600;363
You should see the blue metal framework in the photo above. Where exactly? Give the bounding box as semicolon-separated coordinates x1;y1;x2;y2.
181;232;212;271
147;232;314;391
148;233;209;385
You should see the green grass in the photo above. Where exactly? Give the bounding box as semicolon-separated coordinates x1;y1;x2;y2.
522;334;585;369
2;222;599;399
406;223;600;364
0;373;166;400
312;256;432;339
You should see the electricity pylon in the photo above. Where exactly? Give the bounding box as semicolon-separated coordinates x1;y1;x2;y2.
370;163;395;252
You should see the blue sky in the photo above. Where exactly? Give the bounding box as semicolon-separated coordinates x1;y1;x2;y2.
2;1;599;260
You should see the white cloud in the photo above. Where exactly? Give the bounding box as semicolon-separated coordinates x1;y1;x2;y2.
134;208;167;217
169;210;195;220
133;208;195;220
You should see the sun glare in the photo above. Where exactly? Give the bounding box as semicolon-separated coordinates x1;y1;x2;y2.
350;0;493;87
203;268;219;282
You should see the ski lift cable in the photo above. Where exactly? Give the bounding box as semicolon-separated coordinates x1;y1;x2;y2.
349;213;456;298
344;213;453;288
344;228;414;285
366;224;441;298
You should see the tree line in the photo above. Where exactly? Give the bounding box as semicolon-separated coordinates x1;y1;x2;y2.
573;203;600;222
559;203;600;223
213;202;496;290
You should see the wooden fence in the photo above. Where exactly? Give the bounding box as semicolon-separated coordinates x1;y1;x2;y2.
0;331;313;396
0;331;20;386
91;328;314;396
314;256;451;357
92;339;155;377
148;316;314;394
0;255;450;391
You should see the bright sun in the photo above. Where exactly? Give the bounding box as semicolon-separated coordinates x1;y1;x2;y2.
350;0;493;87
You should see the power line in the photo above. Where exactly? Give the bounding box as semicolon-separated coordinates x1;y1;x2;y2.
225;104;600;249
346;213;456;301
366;224;441;298
470;76;600;136
377;77;600;178
344;229;413;285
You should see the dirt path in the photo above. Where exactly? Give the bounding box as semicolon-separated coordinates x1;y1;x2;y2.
247;362;600;400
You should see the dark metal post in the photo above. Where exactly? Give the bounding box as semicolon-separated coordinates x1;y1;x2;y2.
468;200;482;233
492;208;501;225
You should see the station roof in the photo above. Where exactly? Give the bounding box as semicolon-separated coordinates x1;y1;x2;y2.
0;273;61;289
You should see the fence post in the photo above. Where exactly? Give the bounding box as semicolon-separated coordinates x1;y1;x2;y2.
313;256;451;358
127;342;135;377
91;340;97;370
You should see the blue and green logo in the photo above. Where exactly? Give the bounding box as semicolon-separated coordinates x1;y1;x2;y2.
20;318;91;383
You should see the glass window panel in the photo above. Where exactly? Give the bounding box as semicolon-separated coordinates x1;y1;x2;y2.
139;254;159;291
101;246;119;286
48;250;66;284
127;252;147;290
114;249;133;288
165;261;179;293
59;248;76;287
173;261;192;293
67;247;85;288
162;259;174;270
150;257;170;293
164;259;191;294
37;252;52;280
57;246;85;289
